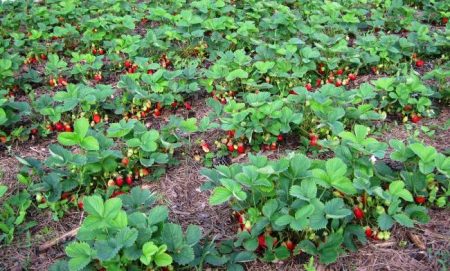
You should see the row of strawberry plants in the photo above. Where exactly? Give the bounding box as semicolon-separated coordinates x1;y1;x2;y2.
202;125;449;264
202;72;440;156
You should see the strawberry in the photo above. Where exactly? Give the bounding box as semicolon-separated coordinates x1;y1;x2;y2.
124;60;132;68
277;134;283;142
289;90;297;95
237;143;245;154
285;240;295;252
54;122;64;132
348;73;357;81
64;124;72;132
309;133;318;146
415;59;424;68
326;77;334;84
139;168;150;177
121;157;129;167
227;130;235;138
107;179;115;187
61;192;71;200
125;175;133;185
353;206;364;220
258;235;267;249
335;79;342;87
92;48;97;55
365;227;372;238
93;73;102;82
184;102;192;110
115;176;124;187
171;101;178;108
411;114;421;123
305;83;313;91
201;140;210;153
58;77;68;86
31;128;38;135
443;17;448;24
98;48;104;55
49;78;57;87
371;66;378;74
403;105;412;111
227;143;235;152
316;78;322;87
337;69;343;75
414;196;426;204
93;113;101;123
40;54;47;60
0;136;6;143
270;142;277;151
243;221;251;232
154;108;161;117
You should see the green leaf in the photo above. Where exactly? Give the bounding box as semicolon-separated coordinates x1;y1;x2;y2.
103;197;122;220
324;198;352;219
148;205;169;225
226;69;248;81
172;244;195;265
262;199;278;218
74;118;89;139
65;242;92;271
116;227;138;248
140;241;158;265
0;185;7;198
58;132;79;146
83;195;104;217
186;225;202;246
161;223;183;251
393;213;414;228
290;180;317;200
377;213;394;230
80;136;99;151
154;251;173;267
209;187;232;205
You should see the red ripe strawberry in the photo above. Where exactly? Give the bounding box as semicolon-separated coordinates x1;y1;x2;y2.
61;192;71;200
337;69;343;75
140;168;150;177
258;235;267;249
326;77;334;84
78;200;84;209
227;143;235;152
58;77;68;86
289;90;297;95
147;69;154;75
414;196;426;204
124;60;132;68
93;113;101;123
31;128;38;135
98;48;104;55
154;108;161;117
125;175;133;185
54;122;64;132
93;73;102;82
310;138;318;146
335;79;342;87
316;78;322;87
443;17;448;24
115;176;124;187
184;102;192;110
92;48;97;55
305;83;313;91
403;105;412;111
64;124;72;132
285;240;295;252
365;227;372;238
171;101;178;108
40;54;47;60
237;143;245;154
411;114;421;123
227;130;235;138
277;134;283;142
121;157;129;167
46;124;54;132
270;142;277;151
415;59;424;68
348;73;357;81
220;98;227;104
353;206;364;220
